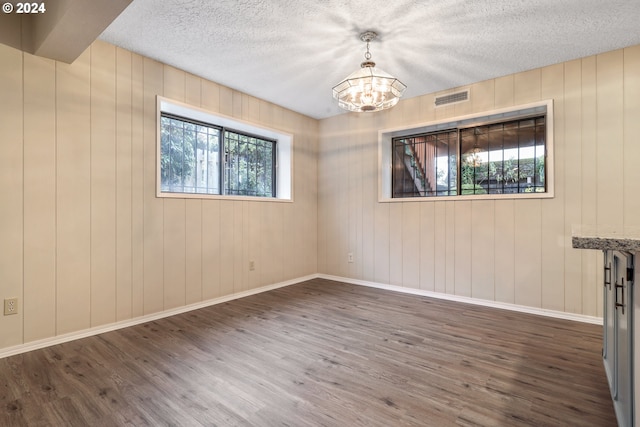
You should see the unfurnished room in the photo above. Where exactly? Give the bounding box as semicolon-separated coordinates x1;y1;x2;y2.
1;0;640;425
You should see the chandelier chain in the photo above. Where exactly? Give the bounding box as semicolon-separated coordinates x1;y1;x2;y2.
364;41;371;61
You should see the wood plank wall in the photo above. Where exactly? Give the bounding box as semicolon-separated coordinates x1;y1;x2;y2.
318;45;640;318
0;40;319;350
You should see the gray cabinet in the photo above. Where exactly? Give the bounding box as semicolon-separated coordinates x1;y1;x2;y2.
603;250;634;426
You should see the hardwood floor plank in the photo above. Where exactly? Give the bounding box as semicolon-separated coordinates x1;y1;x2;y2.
0;278;615;426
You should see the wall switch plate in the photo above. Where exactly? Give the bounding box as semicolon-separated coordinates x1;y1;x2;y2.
4;298;18;315
348;253;354;263
249;260;255;271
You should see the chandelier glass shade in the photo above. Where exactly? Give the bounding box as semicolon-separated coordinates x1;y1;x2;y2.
332;31;406;113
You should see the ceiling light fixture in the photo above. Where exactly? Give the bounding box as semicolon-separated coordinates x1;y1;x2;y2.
332;31;407;113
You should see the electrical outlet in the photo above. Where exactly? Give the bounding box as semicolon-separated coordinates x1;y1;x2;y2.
4;298;18;315
348;252;354;263
249;260;255;271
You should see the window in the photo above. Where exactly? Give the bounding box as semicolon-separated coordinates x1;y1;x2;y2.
157;97;292;201
160;114;276;197
380;100;553;201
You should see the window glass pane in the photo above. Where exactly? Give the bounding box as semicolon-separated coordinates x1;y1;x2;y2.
160;115;221;195
223;130;275;197
391;115;546;198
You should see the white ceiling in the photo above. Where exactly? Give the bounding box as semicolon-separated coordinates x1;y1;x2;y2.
99;0;640;120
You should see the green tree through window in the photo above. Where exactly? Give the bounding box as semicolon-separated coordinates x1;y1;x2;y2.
160;114;276;197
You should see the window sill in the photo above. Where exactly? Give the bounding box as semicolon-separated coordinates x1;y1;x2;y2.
157;191;293;203
378;191;553;203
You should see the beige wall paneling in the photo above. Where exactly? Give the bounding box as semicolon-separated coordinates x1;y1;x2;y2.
163;199;186;309
623;45;640;228
418;202;435;291
494;200;515;303
282;201;305;280
115;47;133;322
445;202;456;294
580;55;600;317
401;96;422;127
142;57;164;314
348;114;364;279
433;201;447;293
232;91;242;119
472;79;496;112
596;50;624;229
402;203;420;289
201;79;220;113
325;115;349;278
243;200;252;289
334;115;350;279
316;121;328;274
281;121;298;282
514;69;542;104
373;197;390;284
185;197;203;304
56;48;92;334
219;85;233;117
259;98;274;129
514;200;542;307
248;201;263;289
453;88;473;117
219;201;235;296
292;119;314;280
434;101;454;122
90;41;117;327
541;63;566;312
261;202;284;287
233;201;247;293
389;202;403;287
185;73;203;304
454;201;472;297
248;96;260;124
304;118;319;276
202;200;221;299
130;52;145;318
0;44;24;348
162;65;187;310
494;75;515;109
563;59;584;314
361;118;377;282
317;117;336;275
23;53;56;342
240;93;249;121
471;200;495;301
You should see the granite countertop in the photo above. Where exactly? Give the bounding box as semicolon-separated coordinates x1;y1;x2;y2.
572;225;640;252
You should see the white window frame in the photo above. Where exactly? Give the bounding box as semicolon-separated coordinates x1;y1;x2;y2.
378;99;554;202
157;96;293;202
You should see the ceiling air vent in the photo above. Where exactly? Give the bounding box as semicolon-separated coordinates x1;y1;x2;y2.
434;90;469;107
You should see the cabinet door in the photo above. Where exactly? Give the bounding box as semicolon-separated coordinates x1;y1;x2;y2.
613;250;634;427
603;250;615;393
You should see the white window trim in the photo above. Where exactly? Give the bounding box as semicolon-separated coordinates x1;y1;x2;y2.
157;96;293;202
378;99;554;202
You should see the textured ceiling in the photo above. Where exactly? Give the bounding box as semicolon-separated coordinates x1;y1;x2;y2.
100;0;640;119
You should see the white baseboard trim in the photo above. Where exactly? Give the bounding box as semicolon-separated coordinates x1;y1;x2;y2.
317;274;603;326
0;274;317;360
1;272;601;359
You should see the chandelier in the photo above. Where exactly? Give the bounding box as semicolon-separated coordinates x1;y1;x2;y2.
332;31;406;113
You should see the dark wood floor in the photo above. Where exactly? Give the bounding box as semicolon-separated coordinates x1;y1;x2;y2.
1;278;615;426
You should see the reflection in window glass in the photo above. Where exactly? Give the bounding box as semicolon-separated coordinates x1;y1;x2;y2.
392;116;546;197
